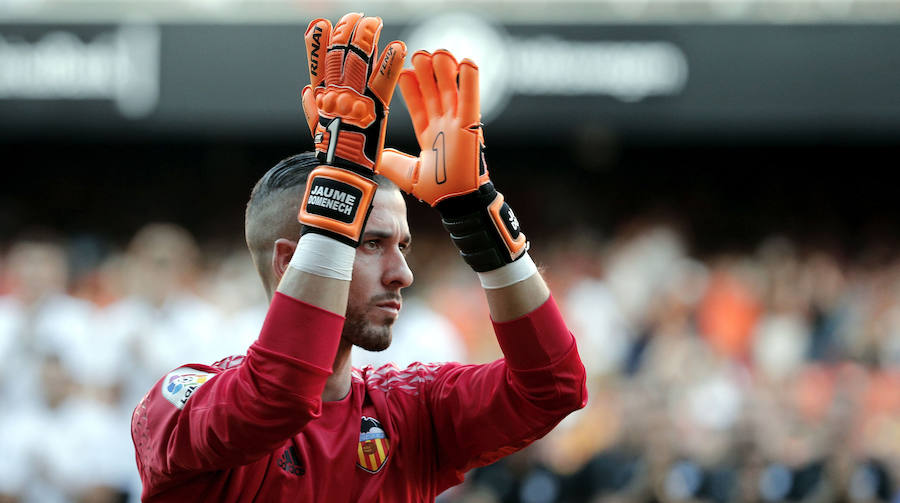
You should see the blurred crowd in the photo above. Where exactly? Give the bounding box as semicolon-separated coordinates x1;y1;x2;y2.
1;220;899;503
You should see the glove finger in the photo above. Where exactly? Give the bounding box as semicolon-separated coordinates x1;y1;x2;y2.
369;40;407;107
304;18;331;89
343;16;382;93
397;70;429;149
350;16;382;59
458;58;481;127
327;12;363;87
330;12;363;47
378;148;420;194
300;85;319;137
432;50;459;117
411;51;443;118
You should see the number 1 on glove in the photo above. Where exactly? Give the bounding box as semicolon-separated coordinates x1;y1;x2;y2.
378;50;528;271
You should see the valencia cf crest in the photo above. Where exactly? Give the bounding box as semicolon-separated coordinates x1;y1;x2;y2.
357;416;390;473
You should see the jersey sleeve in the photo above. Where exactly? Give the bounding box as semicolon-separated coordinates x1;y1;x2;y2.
132;292;344;479
423;295;587;490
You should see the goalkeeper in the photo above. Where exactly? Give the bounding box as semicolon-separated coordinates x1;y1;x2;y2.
131;13;586;502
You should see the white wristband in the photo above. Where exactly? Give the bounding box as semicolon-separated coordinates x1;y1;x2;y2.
288;233;356;281
477;253;538;289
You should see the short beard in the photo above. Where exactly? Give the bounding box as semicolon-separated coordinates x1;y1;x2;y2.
342;306;393;352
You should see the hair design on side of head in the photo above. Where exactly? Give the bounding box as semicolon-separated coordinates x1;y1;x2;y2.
245;153;321;295
244;152;398;296
247;153;321;209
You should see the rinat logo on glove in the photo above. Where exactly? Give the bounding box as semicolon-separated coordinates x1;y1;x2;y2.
308;25;323;76
301;13;406;171
297;13;407;247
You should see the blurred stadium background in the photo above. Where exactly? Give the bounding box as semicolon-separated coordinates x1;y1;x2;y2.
2;0;900;502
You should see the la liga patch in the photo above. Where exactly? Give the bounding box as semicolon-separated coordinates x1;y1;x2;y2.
161;367;213;409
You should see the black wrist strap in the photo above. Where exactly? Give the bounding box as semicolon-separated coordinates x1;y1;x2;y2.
437;183;529;272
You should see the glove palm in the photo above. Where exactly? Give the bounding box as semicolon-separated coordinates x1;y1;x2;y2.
379;51;527;271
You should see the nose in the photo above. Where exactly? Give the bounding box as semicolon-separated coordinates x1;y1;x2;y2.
382;246;413;290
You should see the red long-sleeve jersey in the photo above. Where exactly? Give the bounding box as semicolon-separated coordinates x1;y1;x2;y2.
131;292;586;502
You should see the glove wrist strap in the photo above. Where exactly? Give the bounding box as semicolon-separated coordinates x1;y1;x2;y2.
298;166;377;247
437;183;529;272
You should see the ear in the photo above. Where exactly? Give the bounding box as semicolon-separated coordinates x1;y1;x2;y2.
272;238;298;283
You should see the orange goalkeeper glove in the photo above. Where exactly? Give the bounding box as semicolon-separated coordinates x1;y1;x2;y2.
378;50;528;271
298;13;406;246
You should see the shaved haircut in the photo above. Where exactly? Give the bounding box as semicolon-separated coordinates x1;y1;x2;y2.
245;152;397;296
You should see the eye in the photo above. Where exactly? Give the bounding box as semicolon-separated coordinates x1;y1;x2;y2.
363;239;380;251
399;243;411;255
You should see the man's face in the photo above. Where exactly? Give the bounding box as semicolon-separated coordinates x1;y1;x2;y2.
343;188;414;351
8;242;67;304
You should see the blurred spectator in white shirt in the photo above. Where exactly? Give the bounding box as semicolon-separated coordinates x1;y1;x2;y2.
198;248;268;360
0;232;128;502
96;222;222;415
